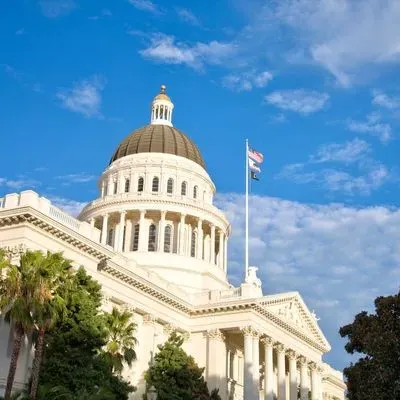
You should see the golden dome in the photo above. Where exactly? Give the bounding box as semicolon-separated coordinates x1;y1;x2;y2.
110;124;205;168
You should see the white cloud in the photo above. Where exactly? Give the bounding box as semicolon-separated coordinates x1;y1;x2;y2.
56;75;106;118
128;0;159;14
176;8;200;26
49;196;87;217
55;173;96;184
140;34;236;70
0;177;40;190
347;113;392;143
39;0;75;18
15;28;25;36
278;139;391;195
310;139;371;164
222;70;273;92
372;89;400;110
216;192;400;368
242;0;400;87
265;89;329;115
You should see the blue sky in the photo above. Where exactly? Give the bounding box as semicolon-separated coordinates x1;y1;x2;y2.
1;0;400;371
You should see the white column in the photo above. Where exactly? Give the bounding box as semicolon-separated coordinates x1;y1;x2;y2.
318;366;324;400
275;343;286;400
117;211;126;252
158;211;166;252
197;218;203;260
310;363;318;400
90;217;95;228
242;327;254;400
218;230;224;267
101;214;109;245
100;181;105;197
252;330;260;399
261;337;273;400
206;329;226;396
299;357;309;400
287;350;297;400
210;224;215;264
224;234;228;271
179;214;186;255
138;210;146;251
125;219;132;252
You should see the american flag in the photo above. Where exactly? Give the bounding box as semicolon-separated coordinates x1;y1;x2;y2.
248;148;264;164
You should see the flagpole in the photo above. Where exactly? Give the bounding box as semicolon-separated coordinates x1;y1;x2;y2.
245;138;249;281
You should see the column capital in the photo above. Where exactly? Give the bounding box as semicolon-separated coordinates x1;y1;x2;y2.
160;210;167;218
120;210;127;215
298;356;308;366
309;361;318;371
274;342;285;353
260;335;274;346
143;313;157;325
317;365;324;374
287;349;297;360
163;323;177;335
205;329;225;341
241;325;256;337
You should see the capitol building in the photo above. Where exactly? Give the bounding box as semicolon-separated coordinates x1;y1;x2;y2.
0;86;346;400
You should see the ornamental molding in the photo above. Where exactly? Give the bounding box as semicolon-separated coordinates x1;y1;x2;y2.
273;343;285;353
143;313;157;325
260;336;273;346
286;349;297;360
298;356;308;366
1;243;27;263
206;329;225;341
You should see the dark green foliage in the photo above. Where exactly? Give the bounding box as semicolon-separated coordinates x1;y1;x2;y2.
38;267;134;400
339;291;400;400
144;332;221;400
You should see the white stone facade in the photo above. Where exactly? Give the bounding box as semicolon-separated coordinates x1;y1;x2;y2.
0;87;346;399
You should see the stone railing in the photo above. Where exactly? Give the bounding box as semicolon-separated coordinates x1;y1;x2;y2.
0;190;101;242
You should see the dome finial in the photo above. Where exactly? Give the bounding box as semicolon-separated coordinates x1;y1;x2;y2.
151;84;174;127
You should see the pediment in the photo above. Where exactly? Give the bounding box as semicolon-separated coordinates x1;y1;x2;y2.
255;292;331;351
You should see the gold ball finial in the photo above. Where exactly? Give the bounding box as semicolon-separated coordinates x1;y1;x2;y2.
160;84;166;93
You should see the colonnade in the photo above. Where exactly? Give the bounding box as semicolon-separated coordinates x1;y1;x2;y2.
214;327;324;400
91;210;228;270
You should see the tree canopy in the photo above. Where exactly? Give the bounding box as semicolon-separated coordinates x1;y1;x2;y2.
339;291;400;400
37;267;135;399
144;332;220;400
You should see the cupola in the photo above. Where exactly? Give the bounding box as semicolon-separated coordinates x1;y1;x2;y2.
150;85;174;127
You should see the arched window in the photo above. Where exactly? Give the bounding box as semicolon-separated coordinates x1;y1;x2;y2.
125;178;130;193
193;185;198;199
155;106;159;119
181;181;187;196
113;181;118;194
191;231;196;257
164;225;172;253
132;224;139;251
167;178;174;194
148;224;157;252
137;177;144;192
152;177;159;192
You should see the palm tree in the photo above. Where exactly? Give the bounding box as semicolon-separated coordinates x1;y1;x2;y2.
0;251;40;400
103;307;138;374
28;252;72;400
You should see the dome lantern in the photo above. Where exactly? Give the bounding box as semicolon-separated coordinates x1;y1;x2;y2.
150;85;174;127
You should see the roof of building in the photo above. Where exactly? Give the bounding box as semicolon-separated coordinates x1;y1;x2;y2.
109;124;205;168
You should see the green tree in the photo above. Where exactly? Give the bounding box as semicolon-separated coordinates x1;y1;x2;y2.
103;307;138;374
38;267;134;399
339;291;400;400
144;332;221;400
28;252;73;400
0;250;46;400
